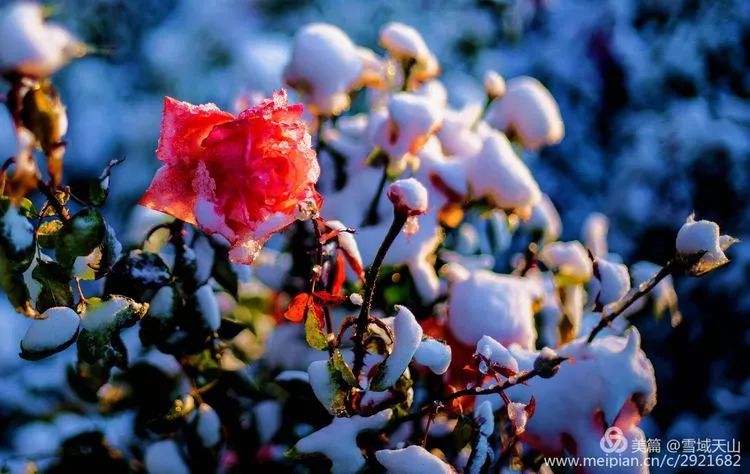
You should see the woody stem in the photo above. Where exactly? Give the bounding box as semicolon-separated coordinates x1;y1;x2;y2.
351;209;407;380
586;258;679;343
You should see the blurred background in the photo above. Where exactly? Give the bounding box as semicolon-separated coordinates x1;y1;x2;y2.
0;0;748;471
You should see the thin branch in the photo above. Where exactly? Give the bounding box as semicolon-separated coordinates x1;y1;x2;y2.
361;164;388;227
37;179;70;221
586;258;680;343
351;209;408;379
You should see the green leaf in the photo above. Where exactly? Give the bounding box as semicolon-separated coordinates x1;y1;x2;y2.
18;198;38;219
330;349;357;388
88;158;125;206
211;250;238;298
0;252;33;316
37;219;63;248
452;415;475;449
0;197;36;270
104;250;172;300
32;259;74;312
77;295;149;369
55;208;105;267
305;309;328;351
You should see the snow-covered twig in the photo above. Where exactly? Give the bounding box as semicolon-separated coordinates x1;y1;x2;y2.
586;258;680;343
351;208;408;379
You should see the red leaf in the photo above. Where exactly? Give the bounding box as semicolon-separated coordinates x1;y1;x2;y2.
331;250;346;295
313;290;347;305
284;293;312;322
525;395;536;418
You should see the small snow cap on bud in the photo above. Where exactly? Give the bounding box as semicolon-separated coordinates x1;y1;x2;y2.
474;335;519;376
676;214;738;276
283;23;362;116
483;70;506;99
388;178;429;217
379;22;431;65
538;240;593;285
485;76;564;150
0;2;85;77
507;400;534;435
533;346;564;378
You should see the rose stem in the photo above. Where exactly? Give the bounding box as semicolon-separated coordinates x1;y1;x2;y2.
586;258;679;343
351;208;408;379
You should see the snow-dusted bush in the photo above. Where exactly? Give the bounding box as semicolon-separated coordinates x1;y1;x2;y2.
0;3;742;473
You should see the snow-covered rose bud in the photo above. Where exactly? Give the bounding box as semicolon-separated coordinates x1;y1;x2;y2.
591;257;630;306
283;23;362;116
533;346;563;378
368;92;443;174
465;131;541;217
538;241;593;285
507;401;533;435
379;22;439;88
0;2;85;77
483;70;506;99
676;214;738;276
485;76;564;150
379;22;431;65
388;178;428;217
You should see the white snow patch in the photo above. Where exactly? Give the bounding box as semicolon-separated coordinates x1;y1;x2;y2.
375;445;454;473
413;338;451;375
21;307;80;355
294;410;392;474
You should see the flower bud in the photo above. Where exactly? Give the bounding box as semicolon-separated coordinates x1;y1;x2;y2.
387;178;428;217
533;347;564;378
676;214;738;276
0;2;84;77
483;70;506;99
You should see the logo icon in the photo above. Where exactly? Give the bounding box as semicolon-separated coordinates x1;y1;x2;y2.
600;427;628;454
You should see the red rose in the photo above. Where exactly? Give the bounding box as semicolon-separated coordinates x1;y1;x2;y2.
140;90;321;263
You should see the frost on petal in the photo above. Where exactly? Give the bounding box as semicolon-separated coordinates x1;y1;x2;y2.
485;76;564;150
156;97;233;166
371;305;423;391
538;241;593;285
294;410;392;474
144;440;189;474
388;178;429;216
141;91;320;265
465;131;541;214
474;335;519;376
375;445;454;473
447;269;538;349
676;214;737;276
20;307;80;358
413;338;452;375
139;164;199;225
